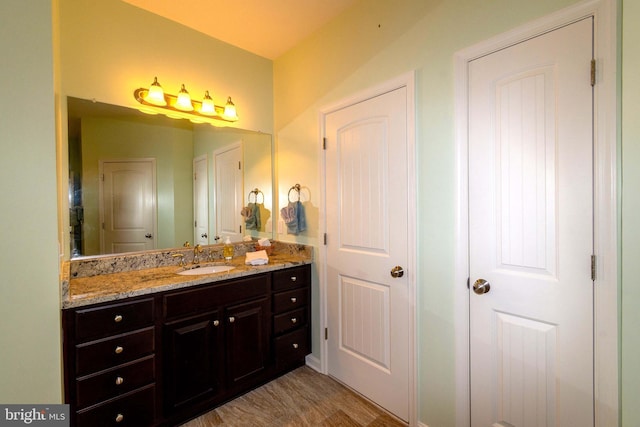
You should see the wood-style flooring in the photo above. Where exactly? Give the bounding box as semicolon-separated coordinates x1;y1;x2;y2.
181;366;407;427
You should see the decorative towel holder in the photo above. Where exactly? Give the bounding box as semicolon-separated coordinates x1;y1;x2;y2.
288;184;301;202
248;188;264;204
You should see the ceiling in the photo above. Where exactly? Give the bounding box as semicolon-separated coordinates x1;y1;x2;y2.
121;0;359;60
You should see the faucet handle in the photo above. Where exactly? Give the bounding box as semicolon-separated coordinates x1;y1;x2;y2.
172;253;186;267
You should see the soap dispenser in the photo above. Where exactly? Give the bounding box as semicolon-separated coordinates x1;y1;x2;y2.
223;236;234;262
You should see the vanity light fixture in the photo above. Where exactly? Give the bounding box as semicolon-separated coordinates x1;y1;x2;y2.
134;77;239;122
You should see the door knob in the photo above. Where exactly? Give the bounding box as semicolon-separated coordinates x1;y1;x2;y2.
201;233;208;238
390;266;404;278
472;278;491;295
145;233;152;239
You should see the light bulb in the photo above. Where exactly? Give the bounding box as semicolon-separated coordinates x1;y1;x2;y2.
200;91;216;115
144;77;166;106
175;84;193;111
223;96;238;121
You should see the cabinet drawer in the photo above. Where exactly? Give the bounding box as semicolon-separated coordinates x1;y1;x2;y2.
76;327;155;376
75;298;154;342
272;265;310;291
273;308;307;335
76;384;155;427
274;327;310;369
164;275;269;319
273;287;308;314
76;356;155;409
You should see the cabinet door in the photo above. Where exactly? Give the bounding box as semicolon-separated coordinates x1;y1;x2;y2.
225;298;270;388
163;310;223;412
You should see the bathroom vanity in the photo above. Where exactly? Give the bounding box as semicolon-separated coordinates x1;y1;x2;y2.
61;245;311;426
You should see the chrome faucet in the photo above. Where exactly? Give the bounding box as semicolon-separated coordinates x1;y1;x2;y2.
193;244;203;265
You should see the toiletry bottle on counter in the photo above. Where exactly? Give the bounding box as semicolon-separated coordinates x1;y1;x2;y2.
223;236;234;261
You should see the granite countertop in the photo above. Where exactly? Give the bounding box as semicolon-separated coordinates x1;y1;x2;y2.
61;243;312;309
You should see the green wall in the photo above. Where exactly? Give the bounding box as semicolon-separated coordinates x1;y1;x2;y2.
3;0;639;423
621;0;639;424
0;0;62;403
274;0;623;426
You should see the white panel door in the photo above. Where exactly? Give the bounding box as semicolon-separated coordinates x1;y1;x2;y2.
100;159;156;254
469;19;594;427
214;143;243;242
325;87;409;421
193;155;209;246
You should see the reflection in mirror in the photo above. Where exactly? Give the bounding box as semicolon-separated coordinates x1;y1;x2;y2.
67;97;273;259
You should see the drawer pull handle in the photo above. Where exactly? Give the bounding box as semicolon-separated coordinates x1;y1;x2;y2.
291;297;297;303
290;276;297;282
115;413;124;423
229;317;235;323
291;318;297;324
292;343;299;349
213;320;220;327
114;346;124;354
114;314;123;323
115;376;124;385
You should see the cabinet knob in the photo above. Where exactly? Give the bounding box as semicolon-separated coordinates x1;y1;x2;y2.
115;376;124;385
213;320;220;327
290;276;297;282
292;343;299;349
291;318;297;324
114;314;123;323
290;297;297;303
115;413;124;423
228;317;235;323
114;346;124;354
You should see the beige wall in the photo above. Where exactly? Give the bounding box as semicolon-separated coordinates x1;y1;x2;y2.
0;0;62;403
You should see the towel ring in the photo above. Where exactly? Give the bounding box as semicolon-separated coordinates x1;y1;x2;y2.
288;184;301;202
248;188;264;204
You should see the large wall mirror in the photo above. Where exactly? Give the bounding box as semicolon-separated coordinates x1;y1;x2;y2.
67;96;274;259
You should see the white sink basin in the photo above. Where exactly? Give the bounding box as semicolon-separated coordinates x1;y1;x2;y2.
177;265;235;275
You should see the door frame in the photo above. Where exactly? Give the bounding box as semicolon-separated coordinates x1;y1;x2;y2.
453;1;618;426
318;71;417;426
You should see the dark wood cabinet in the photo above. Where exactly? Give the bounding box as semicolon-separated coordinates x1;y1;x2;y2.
163;310;223;412
224;297;270;388
63;298;157;426
63;264;311;427
271;265;311;373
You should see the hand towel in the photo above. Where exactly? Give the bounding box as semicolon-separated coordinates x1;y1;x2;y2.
242;203;261;230
245;250;269;265
280;201;307;235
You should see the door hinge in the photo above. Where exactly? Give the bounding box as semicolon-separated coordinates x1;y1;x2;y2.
324;233;327;245
239;225;242;233
323;137;327;150
100;173;105;181
325;327;328;340
238;161;241;170
101;222;105;230
467;277;470;289
591;254;596;281
590;59;596;87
